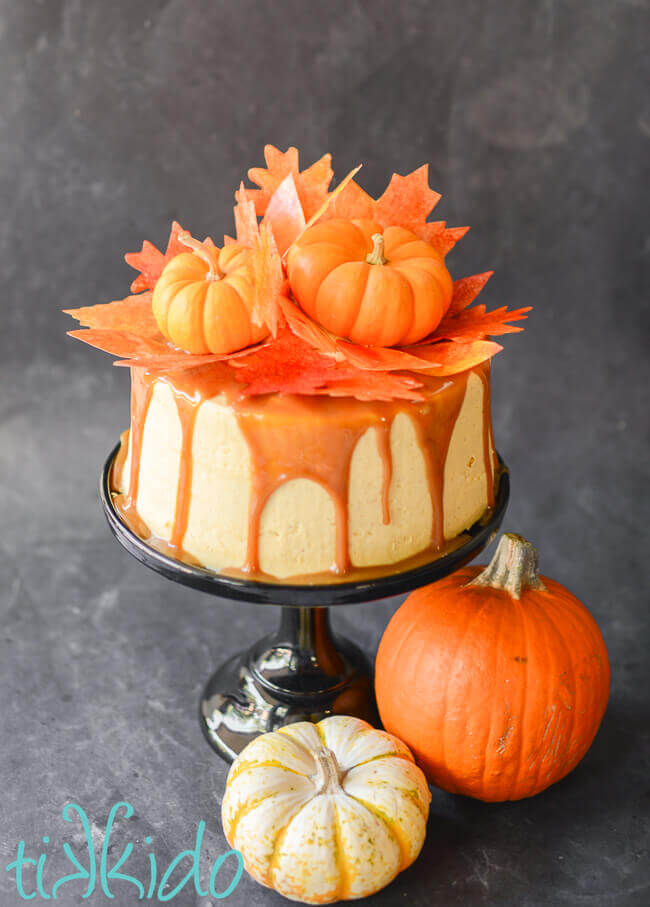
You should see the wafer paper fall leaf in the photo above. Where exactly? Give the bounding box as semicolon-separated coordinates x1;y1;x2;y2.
232;328;423;400
318;178;375;222
436;225;470;255
114;343;268;370
336;340;435;371
67;325;266;369
241;145;333;218
374;165;441;232
447;272;494;316
231;329;343;394
414;271;530;345
298;153;335;219
411;219;445;244
67;328;171;359
262;173;306;255
280;297;435;370
415;221;470;255
286;165;362;254
64;293;160;339
251;225;286;337
435;304;532;343
372;168;469;257
124;221;187;293
279;296;341;358
400;339;504;376
249;145;298;188
234;182;260;247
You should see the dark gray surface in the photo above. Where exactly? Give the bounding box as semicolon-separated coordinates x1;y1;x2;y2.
1;1;649;905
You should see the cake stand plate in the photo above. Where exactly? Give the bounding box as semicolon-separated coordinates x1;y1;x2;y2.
100;444;509;762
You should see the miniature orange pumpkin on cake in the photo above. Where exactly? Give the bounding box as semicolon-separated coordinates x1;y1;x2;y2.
152;233;269;355
286;219;453;346
64;145;531;581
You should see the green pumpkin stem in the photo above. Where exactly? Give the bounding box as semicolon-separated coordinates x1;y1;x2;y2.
467;533;547;599
366;233;389;266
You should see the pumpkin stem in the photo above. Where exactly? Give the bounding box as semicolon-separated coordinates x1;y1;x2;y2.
313;747;342;794
365;233;389;266
179;230;222;280
467;533;547;600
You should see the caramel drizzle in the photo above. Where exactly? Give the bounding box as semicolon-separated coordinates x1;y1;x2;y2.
374;421;393;525
113;369;156;535
410;372;469;547
233;400;364;575
113;362;495;579
475;362;496;509
169;391;199;550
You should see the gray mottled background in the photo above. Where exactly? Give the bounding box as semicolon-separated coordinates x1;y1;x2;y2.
1;1;649;905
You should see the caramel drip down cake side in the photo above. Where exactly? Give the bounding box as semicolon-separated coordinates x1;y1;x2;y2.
113;364;496;580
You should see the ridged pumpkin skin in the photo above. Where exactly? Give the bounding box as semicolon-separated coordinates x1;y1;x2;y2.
222;716;431;904
152;243;269;355
375;535;610;802
286;218;453;347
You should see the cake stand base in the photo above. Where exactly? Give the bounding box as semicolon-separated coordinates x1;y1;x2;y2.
200;607;374;762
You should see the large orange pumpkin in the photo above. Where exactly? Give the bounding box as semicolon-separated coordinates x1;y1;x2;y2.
286;218;453;347
152;238;269;355
375;534;610;802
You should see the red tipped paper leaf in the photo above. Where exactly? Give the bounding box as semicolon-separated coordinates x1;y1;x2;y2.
67;329;171;359
233;182;259;247
280;297;436;371
400;339;503;376
232;329;423;401
232;329;344;395
64;293;160;339
251;225;285;337
336;340;435;372
67;327;244;369
447;272;494;316
435;304;532;343
374;165;441;232
124;221;187;293
279;296;341;358
241;145;333;218
436;225;470;255
298;153;334;218
415;221;470;255
286;164;362;255
262;173;306;255
319;178;375;221
114;342;268;370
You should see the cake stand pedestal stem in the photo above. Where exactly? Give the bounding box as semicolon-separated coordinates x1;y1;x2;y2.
200;605;376;762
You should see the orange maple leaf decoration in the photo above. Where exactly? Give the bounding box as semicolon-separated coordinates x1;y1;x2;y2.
65;147;530;398
251;163;531;379
65;224;269;370
231;329;423;402
250;225;286;337
124;221;187;293
374;165;441;232
237;145;334;219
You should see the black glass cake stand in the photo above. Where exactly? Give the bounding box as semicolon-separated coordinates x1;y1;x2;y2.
100;444;509;763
